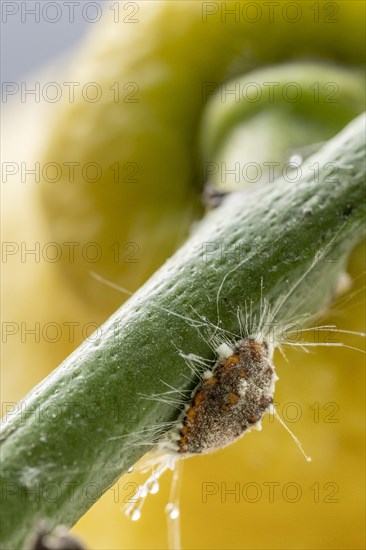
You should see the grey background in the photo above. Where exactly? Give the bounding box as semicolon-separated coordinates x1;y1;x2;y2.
1;0;104;82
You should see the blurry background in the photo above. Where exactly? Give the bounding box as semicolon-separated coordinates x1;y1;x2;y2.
1;0;102;82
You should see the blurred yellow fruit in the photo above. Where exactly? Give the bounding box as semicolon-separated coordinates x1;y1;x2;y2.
39;0;365;313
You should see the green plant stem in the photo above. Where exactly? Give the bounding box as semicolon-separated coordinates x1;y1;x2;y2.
1;114;365;549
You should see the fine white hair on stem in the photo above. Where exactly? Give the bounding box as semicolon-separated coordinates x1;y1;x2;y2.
269;405;312;463
166;459;183;550
89;271;134;296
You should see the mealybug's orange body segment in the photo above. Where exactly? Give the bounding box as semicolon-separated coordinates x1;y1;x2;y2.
224;355;240;367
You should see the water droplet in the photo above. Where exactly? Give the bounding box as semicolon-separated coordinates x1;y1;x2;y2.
148;480;159;494
289;153;302;165
302;206;313;215
166;503;180;520
130;508;141;521
127;466;134;473
306;456;312;463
